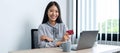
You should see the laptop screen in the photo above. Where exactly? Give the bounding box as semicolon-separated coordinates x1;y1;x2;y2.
77;31;98;50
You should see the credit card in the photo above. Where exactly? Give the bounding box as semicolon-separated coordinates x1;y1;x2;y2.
66;30;74;35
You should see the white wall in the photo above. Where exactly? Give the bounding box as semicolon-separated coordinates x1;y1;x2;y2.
0;0;68;53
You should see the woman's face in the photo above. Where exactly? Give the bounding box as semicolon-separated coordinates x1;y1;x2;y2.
48;5;59;22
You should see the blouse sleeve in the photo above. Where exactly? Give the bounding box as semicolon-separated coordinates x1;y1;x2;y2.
63;24;71;42
38;25;57;48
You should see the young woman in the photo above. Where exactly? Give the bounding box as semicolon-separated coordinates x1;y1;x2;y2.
38;1;70;48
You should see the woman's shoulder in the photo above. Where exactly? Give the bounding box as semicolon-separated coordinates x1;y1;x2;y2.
58;23;65;25
57;23;68;30
38;23;47;28
57;23;67;27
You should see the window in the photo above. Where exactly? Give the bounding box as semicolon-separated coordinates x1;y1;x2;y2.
96;0;120;45
73;0;119;45
97;0;119;34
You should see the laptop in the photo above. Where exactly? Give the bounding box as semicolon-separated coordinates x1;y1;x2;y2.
71;31;98;51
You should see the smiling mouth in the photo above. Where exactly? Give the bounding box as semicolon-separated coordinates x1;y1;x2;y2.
51;16;57;19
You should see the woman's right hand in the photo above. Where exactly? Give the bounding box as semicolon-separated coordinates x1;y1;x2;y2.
40;35;53;42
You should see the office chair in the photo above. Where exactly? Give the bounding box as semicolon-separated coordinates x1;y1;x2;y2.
31;29;39;49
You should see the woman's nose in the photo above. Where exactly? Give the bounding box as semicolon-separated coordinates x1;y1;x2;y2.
52;12;56;15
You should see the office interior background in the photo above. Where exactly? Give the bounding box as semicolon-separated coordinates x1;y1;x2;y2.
0;0;119;53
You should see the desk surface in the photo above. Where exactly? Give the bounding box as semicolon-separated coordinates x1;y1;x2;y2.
10;44;120;53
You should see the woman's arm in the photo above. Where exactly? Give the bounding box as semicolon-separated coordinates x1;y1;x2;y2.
56;32;70;47
39;35;56;48
38;25;54;48
38;25;60;48
55;41;63;47
54;24;71;47
40;35;53;42
38;40;56;48
39;35;69;47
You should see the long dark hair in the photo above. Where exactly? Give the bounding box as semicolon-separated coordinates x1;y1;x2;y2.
42;1;63;24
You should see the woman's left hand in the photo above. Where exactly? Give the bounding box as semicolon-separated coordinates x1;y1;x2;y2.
62;33;70;42
56;33;70;47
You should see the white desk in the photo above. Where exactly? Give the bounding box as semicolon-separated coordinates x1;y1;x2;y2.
10;44;120;53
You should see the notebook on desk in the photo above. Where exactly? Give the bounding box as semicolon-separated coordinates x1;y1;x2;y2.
71;31;98;51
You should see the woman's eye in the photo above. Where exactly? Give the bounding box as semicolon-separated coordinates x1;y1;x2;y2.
50;10;53;12
56;11;58;13
49;10;58;13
